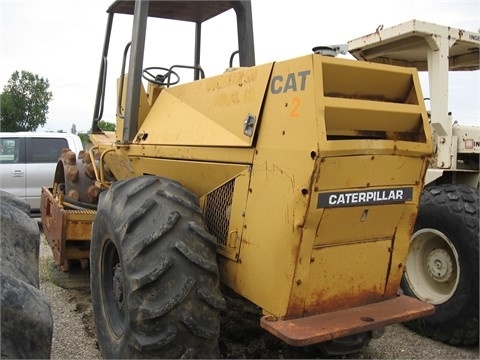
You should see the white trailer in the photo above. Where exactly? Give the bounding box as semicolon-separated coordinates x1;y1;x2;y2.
349;19;479;347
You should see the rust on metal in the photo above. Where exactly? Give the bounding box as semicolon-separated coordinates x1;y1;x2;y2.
67;151;77;165
87;185;101;203
85;163;96;180
66;165;79;183
41;186;95;272
303;287;384;316
81;150;91;163
260;295;434;346
67;189;80;200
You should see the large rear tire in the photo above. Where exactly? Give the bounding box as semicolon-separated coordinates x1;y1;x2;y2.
401;184;479;346
90;175;226;358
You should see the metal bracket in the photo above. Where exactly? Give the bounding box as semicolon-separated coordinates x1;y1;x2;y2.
244;114;256;137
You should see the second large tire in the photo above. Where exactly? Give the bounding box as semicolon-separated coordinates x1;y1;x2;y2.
401;184;479;346
0;191;53;359
90;175;226;358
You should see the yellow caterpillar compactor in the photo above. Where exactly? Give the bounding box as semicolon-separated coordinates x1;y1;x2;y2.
41;1;435;358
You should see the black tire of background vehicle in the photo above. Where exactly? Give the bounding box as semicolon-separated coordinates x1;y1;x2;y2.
0;191;53;359
90;175;226;358
401;184;479;346
0;189;31;215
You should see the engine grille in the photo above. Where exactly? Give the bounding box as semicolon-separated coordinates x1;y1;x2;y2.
205;179;234;247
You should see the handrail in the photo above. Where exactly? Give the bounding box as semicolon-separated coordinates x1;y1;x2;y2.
99;147;115;188
88;146;114;189
168;64;205;86
117;42;132;119
229;50;239;67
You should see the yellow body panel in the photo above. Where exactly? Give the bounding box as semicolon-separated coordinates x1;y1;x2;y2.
315;205;405;246
131;157;249;198
305;240;392;314
316;155;424;190
220;55;320;316
137;63;273;147
93;53;432;321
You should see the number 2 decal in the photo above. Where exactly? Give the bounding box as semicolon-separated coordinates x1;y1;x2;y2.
290;97;301;118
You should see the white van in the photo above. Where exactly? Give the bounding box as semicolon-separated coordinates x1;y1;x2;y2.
0;132;84;213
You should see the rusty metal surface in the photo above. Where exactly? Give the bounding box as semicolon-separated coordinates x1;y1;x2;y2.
260;295;435;347
40;186;95;271
41;186;65;267
57;150;101;205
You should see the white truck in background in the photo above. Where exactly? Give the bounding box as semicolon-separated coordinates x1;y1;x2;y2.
0;132;83;213
348;20;479;346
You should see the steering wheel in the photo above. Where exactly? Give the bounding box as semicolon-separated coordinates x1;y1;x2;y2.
142;67;180;86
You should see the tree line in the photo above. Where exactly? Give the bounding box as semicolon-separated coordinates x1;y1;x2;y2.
0;70;115;140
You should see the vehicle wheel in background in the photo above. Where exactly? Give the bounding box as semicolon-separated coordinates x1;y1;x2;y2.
401;184;479;346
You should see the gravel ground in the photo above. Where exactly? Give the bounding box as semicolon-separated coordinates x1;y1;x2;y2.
38;231;479;359
39;234;101;359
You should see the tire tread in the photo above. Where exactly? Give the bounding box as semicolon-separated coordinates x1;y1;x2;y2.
91;175;224;358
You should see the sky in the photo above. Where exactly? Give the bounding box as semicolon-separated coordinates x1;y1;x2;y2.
0;0;479;133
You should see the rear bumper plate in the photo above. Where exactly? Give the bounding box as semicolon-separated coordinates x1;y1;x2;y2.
260;295;434;346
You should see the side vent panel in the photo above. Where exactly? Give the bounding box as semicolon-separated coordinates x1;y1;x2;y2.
204;179;235;247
